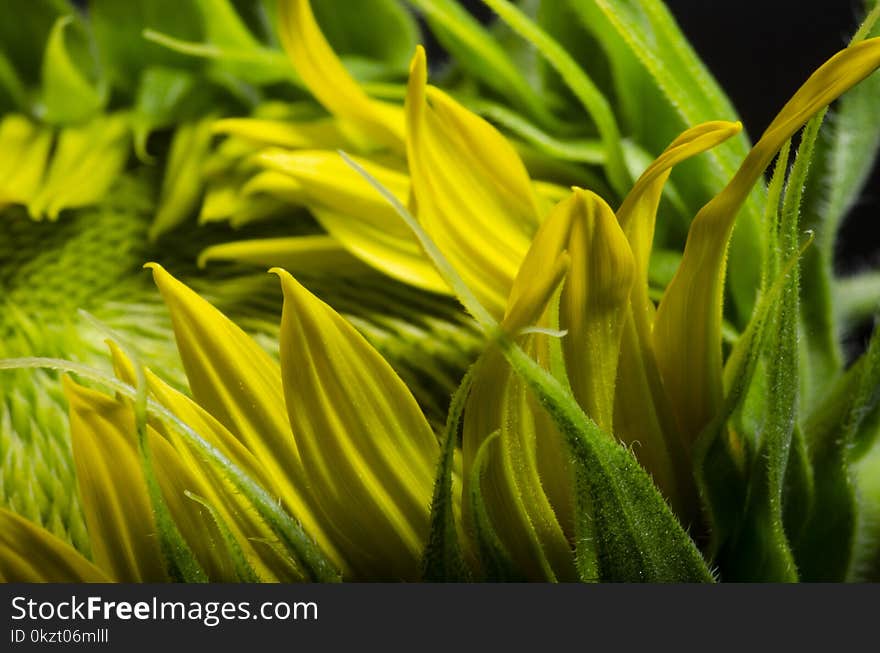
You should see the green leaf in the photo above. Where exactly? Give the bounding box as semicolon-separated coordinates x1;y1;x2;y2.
0;0;70;85
39;16;106;124
150;117;215;240
421;365;474;582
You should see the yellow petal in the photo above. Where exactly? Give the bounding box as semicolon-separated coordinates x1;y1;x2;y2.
212;116;348;149
27;113;129;220
654;37;880;442
241;170;306;204
556;190;634;432
274;267;439;579
198;235;373;276
144;263;342;569
406;46;541;319
611;122;741;510
277;0;404;151
108;344;304;582
0;114;52;208
63;376;168;582
461;207;577;580
257;149;410;226
151;118;215;240
0;508;109;582
258;149;449;294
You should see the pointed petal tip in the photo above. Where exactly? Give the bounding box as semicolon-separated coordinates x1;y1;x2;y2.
271;266;310;308
144;262;185;296
408;46;427;90
143;261;164;277
411;44;427;69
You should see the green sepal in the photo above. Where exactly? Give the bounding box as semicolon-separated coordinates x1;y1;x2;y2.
184;491;262;583
0;51;28;113
408;0;557;128
468;431;528;582
132;67;226;162
835;273;880;328
481;0;629;194
0;0;71;86
715;116;820;581
91;322;208;583
421;365;475;582
850;425;880;581
88;0;205;98
498;334;713;582
694;234;812;564
797;324;880;579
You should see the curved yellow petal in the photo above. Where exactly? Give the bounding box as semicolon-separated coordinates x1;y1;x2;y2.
258;149;449;294
0;508;109;582
463;346;577;582
274;268;439;579
212;116;349;149
654;38;880;442
63;377;168;582
277;0;404;151
406;46;541;319
612;122;742;510
144;263;342;569
618;121;743;340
